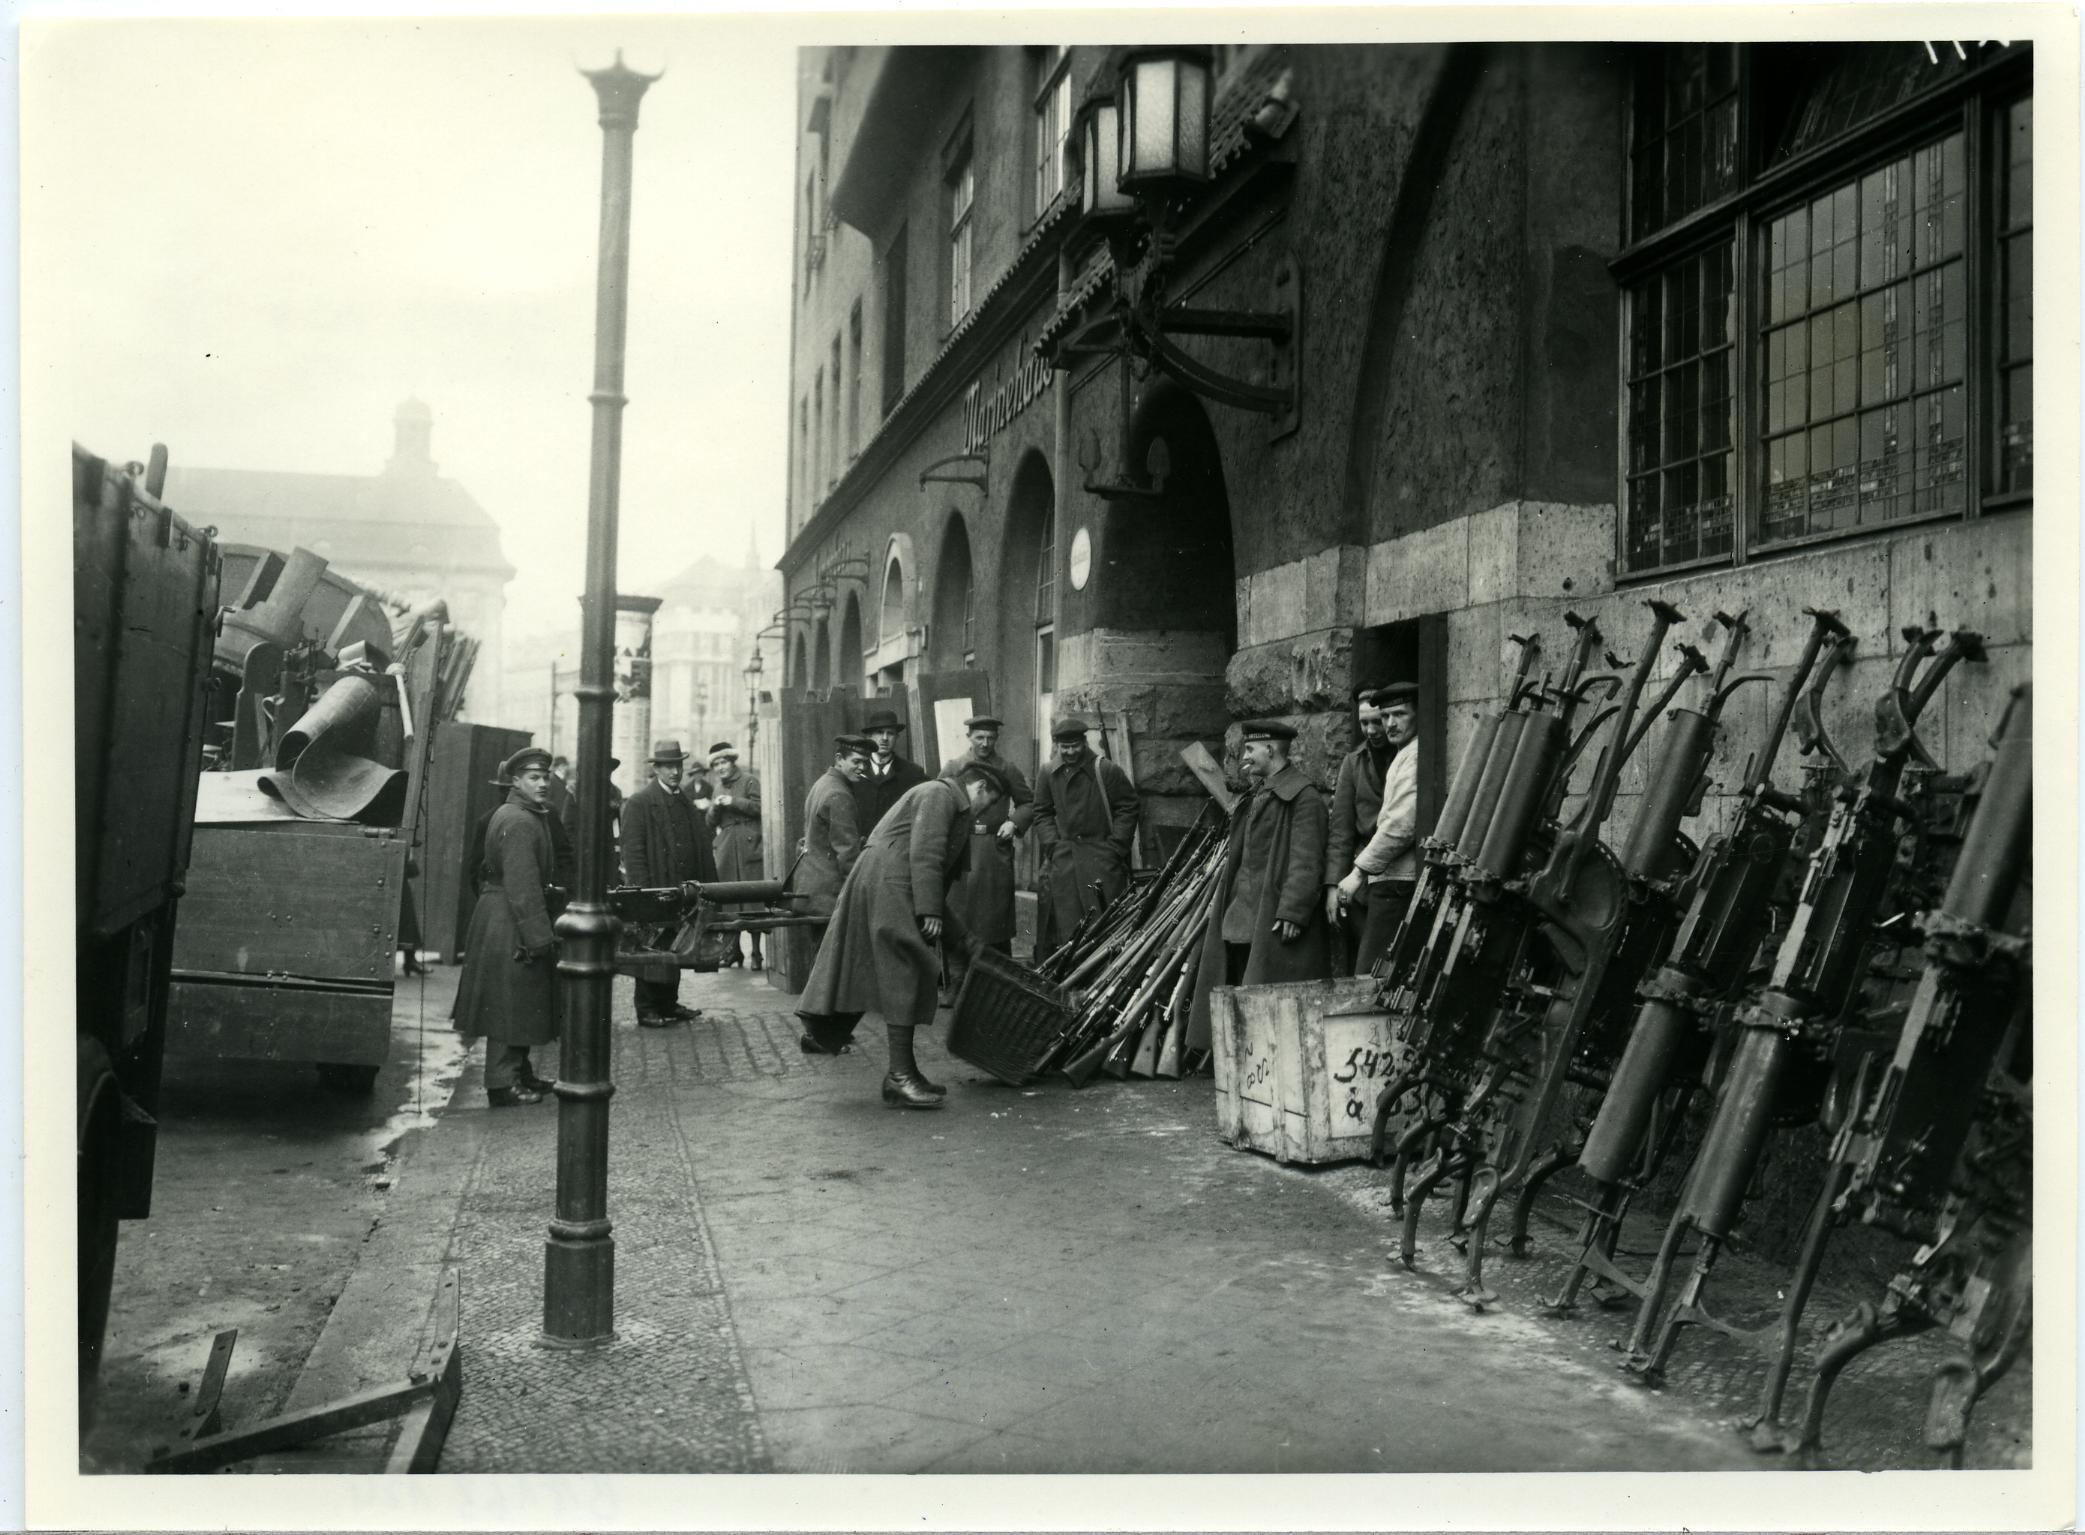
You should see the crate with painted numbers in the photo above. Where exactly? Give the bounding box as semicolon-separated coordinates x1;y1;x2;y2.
1209;976;1417;1165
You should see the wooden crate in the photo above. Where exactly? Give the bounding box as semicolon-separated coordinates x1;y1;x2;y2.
1209;976;1417;1165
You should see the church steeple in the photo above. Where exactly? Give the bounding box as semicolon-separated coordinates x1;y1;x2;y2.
387;398;436;476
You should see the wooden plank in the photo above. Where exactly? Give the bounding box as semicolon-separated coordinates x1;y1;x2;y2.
166;981;392;1065
173;828;408;981
1177;741;1240;813
1103;710;1146;870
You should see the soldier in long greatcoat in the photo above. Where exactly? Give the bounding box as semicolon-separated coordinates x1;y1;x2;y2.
1032;716;1141;959
797;761;1008;1109
1186;720;1332;1053
622;740;715;1026
705;742;765;969
940;715;1035;965
452;746;562;1106
799;734;871;934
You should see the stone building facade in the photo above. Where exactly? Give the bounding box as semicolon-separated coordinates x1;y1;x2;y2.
781;43;2034;859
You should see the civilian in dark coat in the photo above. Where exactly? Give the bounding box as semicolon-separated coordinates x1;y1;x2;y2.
451;748;561;1105
1032;717;1140;959
851;708;929;833
940;715;1036;958
1187;721;1332;1052
798;762;1007;1109
621;739;715;1026
1324;691;1395;973
705;742;766;969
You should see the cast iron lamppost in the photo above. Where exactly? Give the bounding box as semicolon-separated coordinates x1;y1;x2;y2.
1050;46;1300;501
544;49;658;1349
743;649;764;750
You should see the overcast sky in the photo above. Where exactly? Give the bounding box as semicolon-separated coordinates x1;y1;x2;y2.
29;15;797;643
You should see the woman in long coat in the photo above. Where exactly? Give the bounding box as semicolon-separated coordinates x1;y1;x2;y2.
705;743;765;969
1186;722;1332;1054
453;747;562;1106
797;762;1005;1109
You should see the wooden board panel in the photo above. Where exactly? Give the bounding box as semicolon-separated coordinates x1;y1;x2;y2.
167;980;392;1065
172;827;408;982
417;722;530;960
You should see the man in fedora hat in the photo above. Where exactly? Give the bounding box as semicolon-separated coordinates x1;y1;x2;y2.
1188;719;1332;1055
940;715;1035;970
622;740;715;1026
798;758;1007;1108
1337;680;1423;968
1032;716;1140;960
452;747;563;1105
705;741;765;969
852;707;928;834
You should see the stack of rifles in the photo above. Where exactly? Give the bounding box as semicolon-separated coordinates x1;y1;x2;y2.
1033;803;1229;1085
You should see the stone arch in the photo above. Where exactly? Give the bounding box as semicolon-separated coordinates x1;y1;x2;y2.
791;629;809;690
837;590;866;694
995;449;1057;769
1101;379;1237;649
878;532;916;644
929;510;975;671
812;616;832;691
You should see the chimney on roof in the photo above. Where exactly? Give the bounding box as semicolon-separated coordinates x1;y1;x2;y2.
387;397;437;476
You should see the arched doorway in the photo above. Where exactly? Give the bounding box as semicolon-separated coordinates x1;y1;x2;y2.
837;591;865;695
1087;382;1237;860
995;451;1056;775
812;617;832;691
791;631;809;691
929;512;975;671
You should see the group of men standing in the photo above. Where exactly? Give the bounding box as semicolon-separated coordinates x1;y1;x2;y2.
791;707;1142;1109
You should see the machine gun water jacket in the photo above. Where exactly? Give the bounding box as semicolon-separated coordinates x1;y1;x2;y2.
940;752;1035;949
452;792;561;1048
1188;763;1332;1045
1033;751;1140;947
799;765;865;920
797;774;975;1031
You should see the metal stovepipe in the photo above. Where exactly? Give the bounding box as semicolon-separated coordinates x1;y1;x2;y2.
544;50;659;1348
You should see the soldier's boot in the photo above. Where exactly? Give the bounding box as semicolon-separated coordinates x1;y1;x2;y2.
882;1024;945;1107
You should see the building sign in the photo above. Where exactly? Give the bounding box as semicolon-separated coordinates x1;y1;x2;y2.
1069;526;1092;590
962;339;1055;453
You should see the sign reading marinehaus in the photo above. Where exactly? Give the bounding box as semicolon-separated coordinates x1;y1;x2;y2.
962;336;1054;454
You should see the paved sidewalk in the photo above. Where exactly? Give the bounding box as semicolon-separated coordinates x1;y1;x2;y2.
428;969;1779;1475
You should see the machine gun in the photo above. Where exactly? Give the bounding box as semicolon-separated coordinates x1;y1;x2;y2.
1413;599;1694;1306
1620;625;1987;1382
1367;605;1661;1280
1751;683;2032;1461
1542;607;1853;1317
600;876;816;970
1369;632;1545;1022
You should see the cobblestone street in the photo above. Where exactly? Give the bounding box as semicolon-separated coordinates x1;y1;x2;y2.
402;966;2030;1476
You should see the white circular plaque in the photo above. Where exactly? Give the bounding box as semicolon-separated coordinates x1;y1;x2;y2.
1069;525;1092;591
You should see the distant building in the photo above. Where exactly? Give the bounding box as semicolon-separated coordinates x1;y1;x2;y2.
163;400;515;721
501;534;782;779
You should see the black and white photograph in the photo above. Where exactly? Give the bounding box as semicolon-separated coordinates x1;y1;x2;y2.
19;5;2077;1528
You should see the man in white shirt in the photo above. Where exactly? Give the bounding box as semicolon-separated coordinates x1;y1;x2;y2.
1335;681;1421;970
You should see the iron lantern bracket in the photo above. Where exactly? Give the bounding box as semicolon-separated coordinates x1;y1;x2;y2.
918;451;990;493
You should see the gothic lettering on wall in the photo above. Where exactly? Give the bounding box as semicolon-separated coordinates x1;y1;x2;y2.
962;338;1056;454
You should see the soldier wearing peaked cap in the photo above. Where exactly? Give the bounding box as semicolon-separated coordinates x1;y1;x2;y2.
798;759;1007;1109
798;734;873;950
622;739;715;1025
940;714;1035;969
452;747;562;1106
1337;681;1423;969
1188;718;1332;1051
1032;716;1140;959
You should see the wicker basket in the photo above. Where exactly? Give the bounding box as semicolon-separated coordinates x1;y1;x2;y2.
947;948;1073;1087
